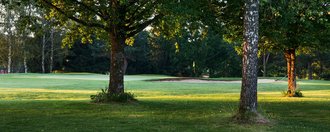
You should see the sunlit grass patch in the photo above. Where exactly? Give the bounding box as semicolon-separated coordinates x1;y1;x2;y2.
0;88;95;100
0;73;329;131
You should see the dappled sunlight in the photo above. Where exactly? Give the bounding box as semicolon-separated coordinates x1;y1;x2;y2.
1;86;329;102
0;88;96;94
138;95;239;101
298;82;330;86
258;90;330;102
0;74;329;131
0;88;96;101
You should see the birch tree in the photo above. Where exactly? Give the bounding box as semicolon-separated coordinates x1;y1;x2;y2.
234;0;268;123
4;0;13;73
49;27;54;72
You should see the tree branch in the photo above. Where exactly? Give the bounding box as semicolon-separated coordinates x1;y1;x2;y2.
126;14;163;37
125;0;150;22
41;0;108;30
72;0;109;21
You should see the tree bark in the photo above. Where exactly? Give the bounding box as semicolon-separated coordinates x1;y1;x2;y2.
50;27;54;73
42;34;46;73
23;39;28;73
123;55;128;76
320;62;323;76
24;53;28;73
6;0;12;73
108;31;125;94
262;52;270;77
307;62;312;80
238;0;260;116
7;35;12;74
284;49;296;92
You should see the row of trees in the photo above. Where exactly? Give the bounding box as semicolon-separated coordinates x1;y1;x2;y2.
0;0;329;122
0;0;65;73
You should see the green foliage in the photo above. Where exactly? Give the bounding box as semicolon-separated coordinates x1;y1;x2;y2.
320;71;330;80
91;88;137;103
40;0;168;47
64;38;109;73
124;29;241;77
282;89;304;97
125;31;154;74
260;0;329;50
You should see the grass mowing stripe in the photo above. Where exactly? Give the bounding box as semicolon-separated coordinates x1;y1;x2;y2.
0;73;329;131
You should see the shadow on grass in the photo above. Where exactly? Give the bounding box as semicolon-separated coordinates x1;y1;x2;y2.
1;99;329;131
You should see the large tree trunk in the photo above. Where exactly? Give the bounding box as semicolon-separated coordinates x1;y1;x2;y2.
237;0;260;119
108;31;126;94
284;49;296;92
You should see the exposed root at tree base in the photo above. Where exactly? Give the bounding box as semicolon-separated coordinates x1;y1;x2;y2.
233;112;270;124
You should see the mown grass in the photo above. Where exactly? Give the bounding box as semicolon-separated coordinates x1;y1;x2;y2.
0;73;329;131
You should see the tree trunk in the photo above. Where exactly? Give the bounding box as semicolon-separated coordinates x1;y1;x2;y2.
123;56;128;76
262;52;270;77
23;39;28;73
24;53;28;73
108;31;125;94
237;0;260;118
50;28;54;73
307;62;312;80
284;49;296;92
7;35;12;74
6;0;12;73
320;62;323;76
42;34;46;73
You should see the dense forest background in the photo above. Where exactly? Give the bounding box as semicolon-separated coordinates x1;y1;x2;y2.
0;0;329;80
1;29;330;79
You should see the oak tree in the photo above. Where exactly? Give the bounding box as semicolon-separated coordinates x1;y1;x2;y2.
40;0;165;94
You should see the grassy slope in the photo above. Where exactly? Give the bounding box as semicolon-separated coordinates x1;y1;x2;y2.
0;73;329;131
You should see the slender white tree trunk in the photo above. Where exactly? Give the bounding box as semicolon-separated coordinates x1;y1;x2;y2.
23;37;28;73
7;38;12;73
262;52;270;77
6;0;13;74
24;52;28;73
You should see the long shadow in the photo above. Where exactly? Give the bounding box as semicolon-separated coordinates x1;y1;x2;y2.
0;99;329;131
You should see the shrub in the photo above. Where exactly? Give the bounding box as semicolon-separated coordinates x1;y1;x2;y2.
52;70;65;73
91;88;137;103
282;89;303;97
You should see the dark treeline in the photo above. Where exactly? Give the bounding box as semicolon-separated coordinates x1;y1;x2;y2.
3;29;327;79
1;27;330;79
1;24;330;80
0;0;329;80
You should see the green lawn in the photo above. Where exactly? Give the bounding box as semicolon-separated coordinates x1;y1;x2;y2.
0;73;329;131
